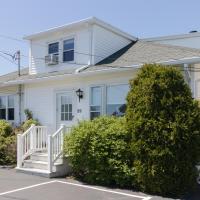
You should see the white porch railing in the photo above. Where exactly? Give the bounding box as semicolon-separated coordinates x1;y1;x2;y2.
17;124;48;168
48;125;71;172
17;124;71;172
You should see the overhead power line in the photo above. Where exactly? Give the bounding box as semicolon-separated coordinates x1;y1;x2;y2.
1;33;200;72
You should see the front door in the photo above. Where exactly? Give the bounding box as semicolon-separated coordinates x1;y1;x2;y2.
56;91;74;129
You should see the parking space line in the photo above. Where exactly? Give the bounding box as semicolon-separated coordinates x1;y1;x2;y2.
0;180;57;196
56;180;152;200
0;180;152;200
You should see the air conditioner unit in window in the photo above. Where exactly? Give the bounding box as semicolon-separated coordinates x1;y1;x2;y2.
45;54;59;65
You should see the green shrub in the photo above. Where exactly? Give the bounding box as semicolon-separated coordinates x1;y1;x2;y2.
126;64;200;197
0;120;16;165
24;109;33;120
0;120;13;137
0;135;16;165
22;119;40;131
64;116;133;187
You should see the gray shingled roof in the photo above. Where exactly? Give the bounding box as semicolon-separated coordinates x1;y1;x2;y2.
85;41;200;71
0;68;28;84
0;67;78;84
2;40;200;84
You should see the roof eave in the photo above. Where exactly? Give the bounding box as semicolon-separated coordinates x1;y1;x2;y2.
142;32;200;42
3;56;200;86
23;17;137;41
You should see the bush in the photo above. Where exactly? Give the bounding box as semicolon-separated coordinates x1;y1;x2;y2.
64;116;134;187
24;109;33;120
0;135;16;165
22;119;40;131
126;64;200;197
0;120;16;165
0;120;13;137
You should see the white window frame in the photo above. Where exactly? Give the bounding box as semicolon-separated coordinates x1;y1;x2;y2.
62;38;75;63
48;42;59;56
89;83;129;119
105;83;129;115
7;95;15;121
89;85;104;119
0;95;15;121
46;35;76;67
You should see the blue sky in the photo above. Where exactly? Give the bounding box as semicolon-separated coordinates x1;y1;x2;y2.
0;0;200;74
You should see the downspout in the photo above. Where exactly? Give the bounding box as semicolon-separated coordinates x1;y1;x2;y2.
16;50;22;124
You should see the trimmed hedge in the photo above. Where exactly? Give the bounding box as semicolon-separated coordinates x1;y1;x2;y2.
126;64;200;197
64;116;134;187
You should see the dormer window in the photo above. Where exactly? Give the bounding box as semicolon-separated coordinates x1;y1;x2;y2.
48;42;59;56
63;39;74;62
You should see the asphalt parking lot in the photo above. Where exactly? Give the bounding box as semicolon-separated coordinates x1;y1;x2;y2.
0;168;198;200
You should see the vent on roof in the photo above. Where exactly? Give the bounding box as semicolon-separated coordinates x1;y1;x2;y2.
189;30;198;33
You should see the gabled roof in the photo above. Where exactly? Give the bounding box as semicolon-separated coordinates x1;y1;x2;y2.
84;41;200;72
23;17;137;41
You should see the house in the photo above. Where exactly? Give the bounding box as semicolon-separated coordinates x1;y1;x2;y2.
143;31;200;99
1;17;200;177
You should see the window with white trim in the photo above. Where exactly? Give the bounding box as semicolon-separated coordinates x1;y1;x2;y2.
0;95;15;121
90;84;129;120
90;86;102;120
63;39;74;62
48;42;59;56
8;95;14;120
0;96;6;120
61;96;73;121
106;84;129;116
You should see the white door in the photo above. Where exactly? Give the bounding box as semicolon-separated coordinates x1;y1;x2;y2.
56;91;75;129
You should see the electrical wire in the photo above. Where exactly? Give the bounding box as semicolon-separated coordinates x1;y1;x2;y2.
2;33;200;70
1;33;200;72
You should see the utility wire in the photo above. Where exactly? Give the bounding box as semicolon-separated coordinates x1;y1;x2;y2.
1;34;200;72
2;33;200;68
0;52;17;65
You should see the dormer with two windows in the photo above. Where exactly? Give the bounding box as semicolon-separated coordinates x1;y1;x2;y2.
24;17;137;75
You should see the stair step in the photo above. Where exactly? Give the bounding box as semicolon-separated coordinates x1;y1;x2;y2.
23;160;48;170
31;153;48;162
31;153;63;163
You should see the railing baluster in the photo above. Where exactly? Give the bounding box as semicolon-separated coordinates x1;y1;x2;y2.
17;125;48;168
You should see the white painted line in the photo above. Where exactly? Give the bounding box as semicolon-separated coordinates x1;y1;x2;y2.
0;179;152;200
0;180;57;196
56;180;152;199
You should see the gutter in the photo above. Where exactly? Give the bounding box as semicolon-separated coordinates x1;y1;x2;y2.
3;56;200;86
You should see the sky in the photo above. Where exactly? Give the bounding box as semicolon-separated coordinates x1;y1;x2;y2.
0;0;200;75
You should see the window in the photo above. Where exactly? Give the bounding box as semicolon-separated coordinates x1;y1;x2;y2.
90;86;102;120
8;96;14;120
106;84;129;116
90;84;129;120
0;95;15;121
0;96;6;120
48;42;59;55
63;39;74;62
61;96;73;121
